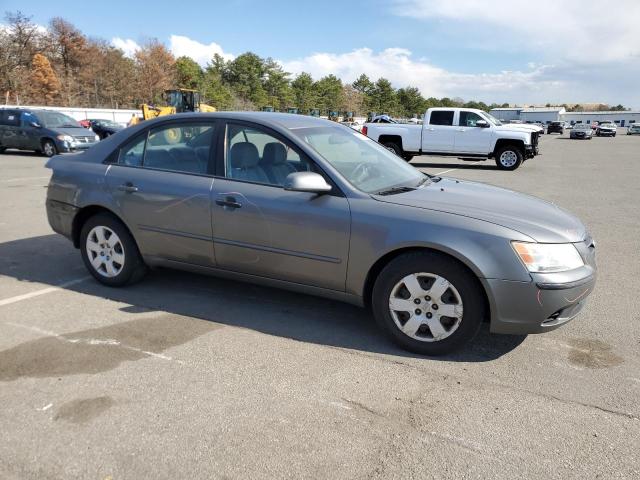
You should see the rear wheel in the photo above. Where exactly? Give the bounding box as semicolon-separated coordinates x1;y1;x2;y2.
371;251;484;355
42;139;57;157
494;145;523;170
80;213;147;287
383;142;402;157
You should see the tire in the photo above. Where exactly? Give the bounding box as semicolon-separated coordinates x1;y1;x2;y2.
80;213;147;287
41;139;57;157
371;251;484;356
494;145;523;170
0;146;5;154
383;142;402;157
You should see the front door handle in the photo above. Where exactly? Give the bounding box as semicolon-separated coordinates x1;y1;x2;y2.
215;196;242;209
118;182;139;193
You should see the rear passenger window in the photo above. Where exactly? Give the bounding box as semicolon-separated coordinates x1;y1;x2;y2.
225;124;312;186
429;111;454;126
145;124;215;174
0;111;20;126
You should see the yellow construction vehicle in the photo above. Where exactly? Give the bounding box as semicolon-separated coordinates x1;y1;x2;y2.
128;89;216;127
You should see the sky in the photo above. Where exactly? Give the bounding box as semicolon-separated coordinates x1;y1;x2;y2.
3;0;640;108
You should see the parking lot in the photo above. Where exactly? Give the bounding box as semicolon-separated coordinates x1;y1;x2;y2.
1;132;639;479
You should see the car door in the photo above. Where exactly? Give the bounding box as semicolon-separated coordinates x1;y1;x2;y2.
421;110;456;152
210;121;351;291
454;111;493;154
19;111;41;151
105;120;218;267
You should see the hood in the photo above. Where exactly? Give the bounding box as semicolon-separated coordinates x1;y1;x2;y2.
496;123;542;134
50;126;95;138
599;125;616;130
373;178;586;243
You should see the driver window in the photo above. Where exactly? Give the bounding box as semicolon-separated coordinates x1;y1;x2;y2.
459;111;484;127
225;124;312;186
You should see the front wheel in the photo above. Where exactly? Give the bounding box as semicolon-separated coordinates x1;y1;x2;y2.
495;145;523;170
371;252;484;355
80;213;147;287
42;139;57;157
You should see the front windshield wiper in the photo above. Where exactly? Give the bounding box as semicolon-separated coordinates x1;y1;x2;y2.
374;186;416;196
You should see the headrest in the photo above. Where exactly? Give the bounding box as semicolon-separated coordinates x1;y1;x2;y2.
229;143;260;168
261;142;287;166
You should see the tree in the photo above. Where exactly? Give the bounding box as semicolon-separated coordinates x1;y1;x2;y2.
202;67;234;110
134;39;176;104
29;53;60;104
352;73;374;112
371;78;397;114
313;74;343;113
175;56;203;90
48;17;88;105
263;58;292;110
224;52;268;107
397;86;426;117
291;72;316;113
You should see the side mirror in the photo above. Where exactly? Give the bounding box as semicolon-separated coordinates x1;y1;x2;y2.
30;121;41;128
475;120;489;128
284;171;332;194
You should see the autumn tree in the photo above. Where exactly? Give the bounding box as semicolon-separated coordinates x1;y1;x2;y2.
134;39;176;104
29;53;60;104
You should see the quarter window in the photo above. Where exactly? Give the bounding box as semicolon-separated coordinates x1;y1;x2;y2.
225;124;312;186
429;111;454;126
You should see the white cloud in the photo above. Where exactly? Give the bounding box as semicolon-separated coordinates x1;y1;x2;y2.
169;34;234;66
392;0;640;64
111;37;140;57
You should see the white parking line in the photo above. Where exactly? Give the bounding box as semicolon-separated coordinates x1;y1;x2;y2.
1;176;50;183
0;277;90;307
435;160;484;175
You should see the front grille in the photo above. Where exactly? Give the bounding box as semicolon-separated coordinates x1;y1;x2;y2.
74;136;96;143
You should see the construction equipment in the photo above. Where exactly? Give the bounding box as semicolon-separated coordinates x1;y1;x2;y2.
129;89;216;127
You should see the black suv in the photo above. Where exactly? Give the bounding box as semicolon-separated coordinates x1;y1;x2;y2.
0;108;99;157
547;121;564;134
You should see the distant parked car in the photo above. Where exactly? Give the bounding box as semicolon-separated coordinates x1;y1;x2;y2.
533;122;546;134
570;124;594;140
369;115;397;124
596;122;617;137
627;124;640;135
547;121;564;134
88;119;124;139
79;119;92;129
0;108;99;157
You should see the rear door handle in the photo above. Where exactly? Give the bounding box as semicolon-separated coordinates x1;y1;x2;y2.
215;196;242;209
118;182;139;193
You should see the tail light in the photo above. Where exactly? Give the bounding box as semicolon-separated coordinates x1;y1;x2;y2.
362;125;368;136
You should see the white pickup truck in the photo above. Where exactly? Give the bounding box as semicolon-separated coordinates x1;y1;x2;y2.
362;108;541;170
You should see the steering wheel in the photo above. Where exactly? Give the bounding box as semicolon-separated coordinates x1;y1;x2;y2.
352;162;373;185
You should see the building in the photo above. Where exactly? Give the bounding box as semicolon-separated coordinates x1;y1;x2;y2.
488;107;522;122
560;111;640;127
520;107;566;124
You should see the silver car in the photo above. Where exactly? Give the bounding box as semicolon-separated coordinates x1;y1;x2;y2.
45;113;597;355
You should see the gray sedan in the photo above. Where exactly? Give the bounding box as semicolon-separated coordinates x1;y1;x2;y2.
45;112;597;355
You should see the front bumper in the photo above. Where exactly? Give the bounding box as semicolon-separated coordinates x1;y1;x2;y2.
55;139;98;153
485;239;597;335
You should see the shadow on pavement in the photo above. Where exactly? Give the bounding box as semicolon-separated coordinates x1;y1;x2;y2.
0;234;527;363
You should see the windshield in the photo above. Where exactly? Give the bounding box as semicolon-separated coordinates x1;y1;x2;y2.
293;125;427;194
93;119;120;128
574;124;591;130
600;123;615;128
37;111;80;128
480;112;503;126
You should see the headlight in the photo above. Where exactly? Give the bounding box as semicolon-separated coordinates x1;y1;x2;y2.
512;242;584;273
56;134;74;143
94;134;100;141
